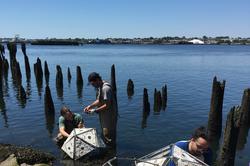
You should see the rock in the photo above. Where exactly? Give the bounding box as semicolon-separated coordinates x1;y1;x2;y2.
0;154;19;166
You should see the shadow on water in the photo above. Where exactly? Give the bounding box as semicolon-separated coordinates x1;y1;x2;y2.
58;148;117;166
44;108;55;138
141;110;150;129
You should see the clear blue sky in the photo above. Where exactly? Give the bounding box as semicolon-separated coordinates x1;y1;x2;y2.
1;0;250;39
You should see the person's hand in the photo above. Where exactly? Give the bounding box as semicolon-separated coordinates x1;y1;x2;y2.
84;105;91;113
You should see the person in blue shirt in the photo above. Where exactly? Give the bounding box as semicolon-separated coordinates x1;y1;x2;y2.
168;126;212;166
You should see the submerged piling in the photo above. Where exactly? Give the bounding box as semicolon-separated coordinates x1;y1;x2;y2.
44;61;50;85
127;79;134;97
217;106;240;166
207;76;226;140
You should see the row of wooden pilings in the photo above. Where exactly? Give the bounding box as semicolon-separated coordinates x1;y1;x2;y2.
1;43;250;165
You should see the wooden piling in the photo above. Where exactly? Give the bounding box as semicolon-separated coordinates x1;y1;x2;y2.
56;65;63;98
154;88;162;112
15;61;22;85
44;85;55;112
162;84;167;110
142;88;150;128
217;106;240;166
34;57;43;79
67;67;72;83
143;88;150;114
44;61;50;85
207;76;226;140
76;66;83;85
0;44;5;56
236;89;250;150
22;44;31;81
111;64;117;93
127;79;134;97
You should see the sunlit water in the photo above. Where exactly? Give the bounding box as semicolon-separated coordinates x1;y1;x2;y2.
0;44;250;165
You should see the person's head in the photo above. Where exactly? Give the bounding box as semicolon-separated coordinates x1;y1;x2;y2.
189;126;209;156
88;72;102;88
60;106;73;121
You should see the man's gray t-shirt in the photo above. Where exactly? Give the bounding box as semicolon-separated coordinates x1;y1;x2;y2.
97;82;117;130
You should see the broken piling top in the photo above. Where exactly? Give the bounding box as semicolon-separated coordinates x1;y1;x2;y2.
127;79;134;97
154;88;162;112
34;57;43;78
76;66;83;85
217;106;240;166
21;43;27;56
143;88;150;113
111;64;117;92
207;76;226;140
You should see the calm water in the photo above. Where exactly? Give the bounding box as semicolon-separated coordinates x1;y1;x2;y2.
0;44;250;165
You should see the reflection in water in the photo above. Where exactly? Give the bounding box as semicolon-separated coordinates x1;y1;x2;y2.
36;77;43;97
141;110;150;129
44;108;55;138
77;83;83;99
26;79;32;98
0;76;8;128
59;148;116;166
17;85;27;108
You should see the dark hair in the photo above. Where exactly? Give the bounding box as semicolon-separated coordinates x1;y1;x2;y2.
88;72;102;82
60;106;71;116
192;126;208;141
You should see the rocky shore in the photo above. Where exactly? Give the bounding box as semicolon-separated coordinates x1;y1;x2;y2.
0;144;55;166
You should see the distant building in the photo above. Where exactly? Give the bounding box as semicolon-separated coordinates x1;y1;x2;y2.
188;39;204;44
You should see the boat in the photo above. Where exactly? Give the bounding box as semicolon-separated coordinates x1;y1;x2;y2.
103;144;209;166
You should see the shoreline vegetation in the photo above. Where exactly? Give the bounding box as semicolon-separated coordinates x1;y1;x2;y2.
1;36;250;45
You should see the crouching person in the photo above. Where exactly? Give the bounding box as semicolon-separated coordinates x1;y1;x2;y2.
55;106;84;146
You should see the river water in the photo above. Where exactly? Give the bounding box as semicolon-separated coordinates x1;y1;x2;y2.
0;44;250;165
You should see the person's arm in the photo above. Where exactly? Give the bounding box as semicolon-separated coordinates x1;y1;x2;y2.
84;99;100;112
59;127;70;137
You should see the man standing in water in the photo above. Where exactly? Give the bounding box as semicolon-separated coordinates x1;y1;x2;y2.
84;72;118;147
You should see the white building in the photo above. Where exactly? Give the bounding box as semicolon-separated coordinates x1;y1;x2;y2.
188;39;204;44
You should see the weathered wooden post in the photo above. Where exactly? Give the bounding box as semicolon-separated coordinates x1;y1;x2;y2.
111;64;118;112
143;88;150;114
3;56;9;78
76;66;83;98
127;79;134;97
76;66;83;85
154;88;162;112
56;65;63;99
207;76;226;140
44;85;55;112
217;106;240;166
162;84;167;110
21;43;31;81
0;44;5;56
142;88;150;128
111;64;117;93
44;61;50;85
34;58;43;95
67;67;72;84
236;89;250;150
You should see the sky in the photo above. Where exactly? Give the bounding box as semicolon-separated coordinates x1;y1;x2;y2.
0;0;250;39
